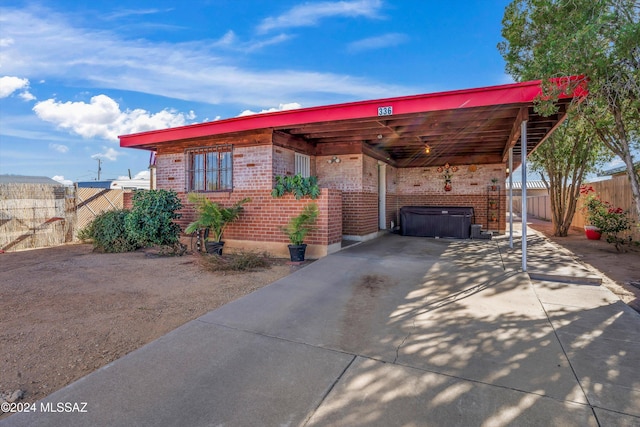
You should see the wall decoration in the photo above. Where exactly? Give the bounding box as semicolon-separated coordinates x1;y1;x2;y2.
437;163;458;192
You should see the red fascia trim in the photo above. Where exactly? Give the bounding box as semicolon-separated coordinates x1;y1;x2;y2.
119;78;586;148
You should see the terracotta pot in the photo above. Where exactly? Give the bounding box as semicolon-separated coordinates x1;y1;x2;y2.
444;182;452;192
584;225;601;240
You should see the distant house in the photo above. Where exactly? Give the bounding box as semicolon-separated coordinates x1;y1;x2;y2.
600;162;640;178
119;79;582;258
77;179;150;190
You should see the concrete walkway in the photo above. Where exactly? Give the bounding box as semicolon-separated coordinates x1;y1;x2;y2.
2;228;639;426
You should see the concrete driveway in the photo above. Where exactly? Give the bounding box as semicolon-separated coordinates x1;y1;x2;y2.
2;231;639;426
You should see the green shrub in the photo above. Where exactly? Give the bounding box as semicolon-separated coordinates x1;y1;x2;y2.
78;209;138;253
125;190;182;247
271;174;320;199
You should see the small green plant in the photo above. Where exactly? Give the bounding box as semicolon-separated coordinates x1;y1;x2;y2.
185;194;250;242
271;174;320;200
125;190;182;247
78;209;138;253
281;203;319;245
199;251;272;272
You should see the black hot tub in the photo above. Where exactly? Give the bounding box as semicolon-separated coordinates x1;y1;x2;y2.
400;206;474;239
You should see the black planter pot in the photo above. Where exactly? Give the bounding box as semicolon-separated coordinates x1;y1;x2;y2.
205;241;225;255
288;244;307;262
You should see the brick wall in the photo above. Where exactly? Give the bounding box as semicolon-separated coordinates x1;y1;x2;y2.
397;164;505;195
156;153;186;191
177;188;342;247
232;146;273;190
316;154;362;190
155;136;508;248
123;191;134;210
273;147;295;177
362;155;378;192
342;192;378;236
394;164;507;232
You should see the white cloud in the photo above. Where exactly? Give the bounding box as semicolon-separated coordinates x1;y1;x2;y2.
0;38;14;47
0;76;30;98
52;175;73;186
238;102;303;117
104;8;173;20
33;94;194;141
49;143;69;153
19;91;36;101
91;147;120;161
257;0;383;33
347;33;409;52
0;6;408;109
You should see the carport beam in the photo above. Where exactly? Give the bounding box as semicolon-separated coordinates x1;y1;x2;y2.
509;147;514;249
521;121;528;272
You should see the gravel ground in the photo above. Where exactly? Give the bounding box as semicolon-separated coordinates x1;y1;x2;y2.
0;244;294;415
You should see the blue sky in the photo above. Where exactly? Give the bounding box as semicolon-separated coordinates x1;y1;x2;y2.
1;0;516;184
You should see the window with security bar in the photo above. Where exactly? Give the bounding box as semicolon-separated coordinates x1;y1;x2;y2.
295;152;310;178
186;145;233;192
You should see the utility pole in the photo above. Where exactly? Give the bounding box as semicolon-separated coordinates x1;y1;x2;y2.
96;158;102;181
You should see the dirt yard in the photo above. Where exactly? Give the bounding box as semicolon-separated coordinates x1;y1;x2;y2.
0;244;294;412
527;218;640;313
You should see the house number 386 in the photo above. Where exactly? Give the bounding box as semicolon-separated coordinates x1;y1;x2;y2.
377;106;393;116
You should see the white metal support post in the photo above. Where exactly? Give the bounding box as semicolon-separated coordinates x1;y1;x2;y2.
509;147;514;249
521;120;528;272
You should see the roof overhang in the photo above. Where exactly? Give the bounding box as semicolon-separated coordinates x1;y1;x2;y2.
119;78;587;169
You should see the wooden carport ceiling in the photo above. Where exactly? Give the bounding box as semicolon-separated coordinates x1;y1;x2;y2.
119;79;583;169
275;101;569;169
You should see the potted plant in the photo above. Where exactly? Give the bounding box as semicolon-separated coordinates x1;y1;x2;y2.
281;203;319;262
580;185;631;248
490;177;499;191
580;185;604;240
184;194;250;255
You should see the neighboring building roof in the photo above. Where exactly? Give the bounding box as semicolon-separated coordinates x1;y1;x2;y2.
600;162;640;177
0;175;62;185
110;179;150;190
506;180;549;190
120;77;587;170
76;181;113;189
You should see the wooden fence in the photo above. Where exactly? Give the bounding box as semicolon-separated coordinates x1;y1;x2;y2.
570;175;639;240
510;175;639;240
76;188;124;231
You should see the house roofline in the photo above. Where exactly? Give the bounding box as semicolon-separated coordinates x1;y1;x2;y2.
119;77;587;149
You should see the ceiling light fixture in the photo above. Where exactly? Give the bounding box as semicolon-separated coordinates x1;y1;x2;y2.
424;144;431;154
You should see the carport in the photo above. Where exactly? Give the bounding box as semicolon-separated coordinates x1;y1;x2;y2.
121;78;587;268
